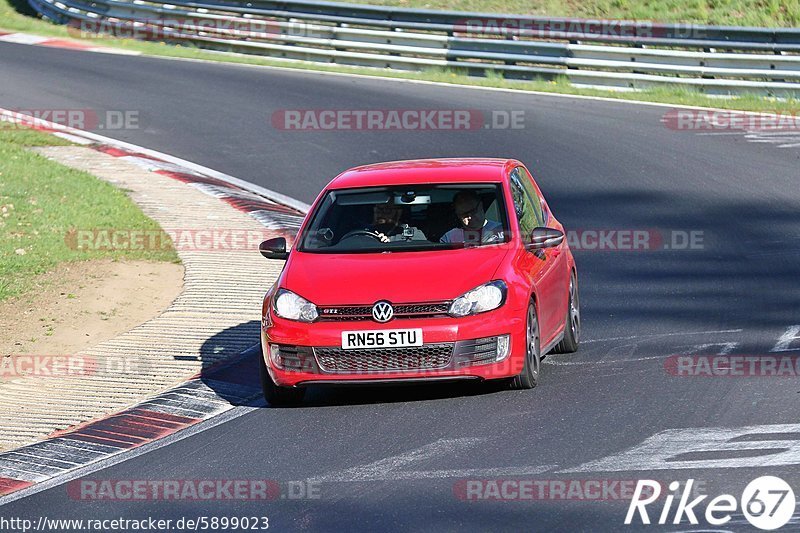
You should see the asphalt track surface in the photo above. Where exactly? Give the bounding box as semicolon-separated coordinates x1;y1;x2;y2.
2;41;800;531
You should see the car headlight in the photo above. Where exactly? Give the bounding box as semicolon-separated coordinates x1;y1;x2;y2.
272;288;319;322
449;280;507;317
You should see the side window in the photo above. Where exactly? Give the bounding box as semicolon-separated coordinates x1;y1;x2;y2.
510;170;537;237
516;167;546;226
484;198;501;223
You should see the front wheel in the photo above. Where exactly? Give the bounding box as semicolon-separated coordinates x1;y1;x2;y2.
554;272;580;354
259;352;305;406
509;302;540;390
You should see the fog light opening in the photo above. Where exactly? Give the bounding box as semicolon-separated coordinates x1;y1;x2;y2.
496;335;511;362
269;344;283;369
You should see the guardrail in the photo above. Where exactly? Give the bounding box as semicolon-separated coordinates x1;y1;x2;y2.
26;0;800;96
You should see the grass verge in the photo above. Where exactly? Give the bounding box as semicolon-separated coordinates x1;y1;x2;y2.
0;124;179;302
325;0;800;28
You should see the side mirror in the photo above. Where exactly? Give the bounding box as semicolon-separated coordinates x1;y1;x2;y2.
259;237;288;260
527;227;564;250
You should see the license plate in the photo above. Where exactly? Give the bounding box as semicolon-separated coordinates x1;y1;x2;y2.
341;329;423;350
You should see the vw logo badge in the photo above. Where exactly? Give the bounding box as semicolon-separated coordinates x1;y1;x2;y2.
372;301;394;323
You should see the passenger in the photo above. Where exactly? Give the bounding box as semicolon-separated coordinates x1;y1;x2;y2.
440;190;504;244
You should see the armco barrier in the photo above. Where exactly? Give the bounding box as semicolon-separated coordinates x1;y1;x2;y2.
25;0;800;96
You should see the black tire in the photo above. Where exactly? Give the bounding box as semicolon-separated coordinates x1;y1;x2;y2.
554;272;580;354
259;352;305;406
509;302;540;390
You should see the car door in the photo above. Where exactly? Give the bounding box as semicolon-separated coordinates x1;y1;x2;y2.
509;167;568;347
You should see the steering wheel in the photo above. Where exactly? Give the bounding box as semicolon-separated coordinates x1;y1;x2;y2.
339;229;384;241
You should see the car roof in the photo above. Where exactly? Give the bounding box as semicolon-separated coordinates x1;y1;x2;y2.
327;158;520;190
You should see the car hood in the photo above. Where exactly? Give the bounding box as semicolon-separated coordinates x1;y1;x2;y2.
284;247;510;305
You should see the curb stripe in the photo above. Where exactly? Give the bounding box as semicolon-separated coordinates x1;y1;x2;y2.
94;145;134;158
0;478;33;496
66;432;145;449
0;32;142;55
39;39;94;49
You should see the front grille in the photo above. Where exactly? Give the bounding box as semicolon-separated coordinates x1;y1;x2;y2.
318;302;451;322
314;344;454;373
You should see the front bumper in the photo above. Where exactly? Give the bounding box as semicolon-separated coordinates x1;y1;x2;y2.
262;311;526;387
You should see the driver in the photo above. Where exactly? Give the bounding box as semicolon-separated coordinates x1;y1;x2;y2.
440;190;504;245
370;203;426;242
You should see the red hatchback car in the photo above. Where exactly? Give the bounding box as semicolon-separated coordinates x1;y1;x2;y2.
258;158;579;405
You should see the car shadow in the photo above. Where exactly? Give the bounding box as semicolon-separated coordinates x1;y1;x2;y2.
195;319;263;406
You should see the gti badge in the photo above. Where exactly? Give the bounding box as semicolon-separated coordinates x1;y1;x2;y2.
372;301;394;323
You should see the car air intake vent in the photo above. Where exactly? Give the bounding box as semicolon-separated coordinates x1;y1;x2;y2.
454;337;499;366
314;344;454;373
274;345;318;372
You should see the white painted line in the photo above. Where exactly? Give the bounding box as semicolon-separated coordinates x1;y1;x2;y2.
751;138;800;144
546;354;667;366
51;132;93;145
771;325;800;352
317;464;558;482
659;341;739;358
548;333;744;366
696;132;749;136
561;423;800;473
0;33;49;45
743;130;800;137
582;329;743;344
88;47;141;56
310;438;484;483
119;155;203;175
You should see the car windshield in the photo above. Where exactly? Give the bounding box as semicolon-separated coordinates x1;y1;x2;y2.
298;184;510;253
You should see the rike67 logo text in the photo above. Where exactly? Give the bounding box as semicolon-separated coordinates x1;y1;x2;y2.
626;476;795;530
